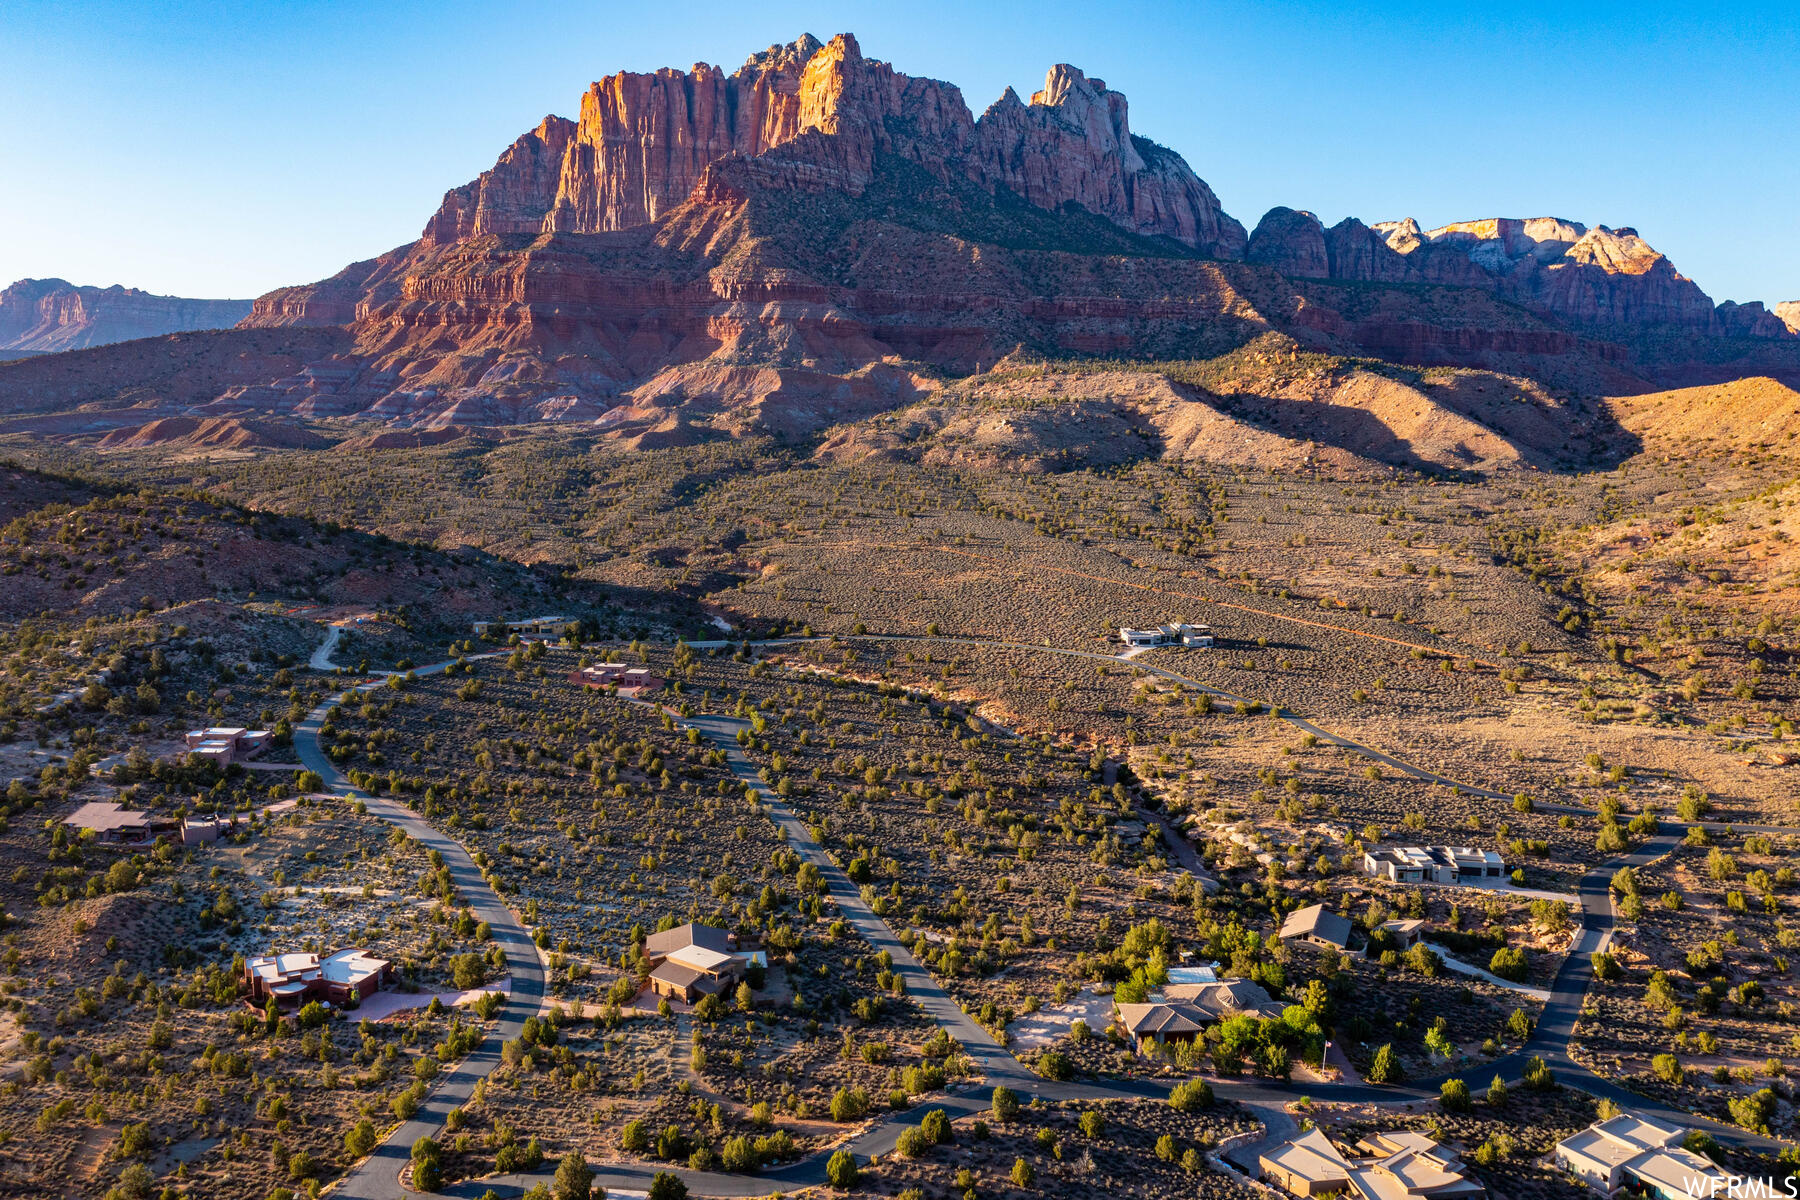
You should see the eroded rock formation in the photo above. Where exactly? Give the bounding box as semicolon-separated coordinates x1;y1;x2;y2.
0;279;251;357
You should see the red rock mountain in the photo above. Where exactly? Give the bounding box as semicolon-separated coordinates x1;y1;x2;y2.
411;35;1245;257
0;278;251;359
5;32;1795;435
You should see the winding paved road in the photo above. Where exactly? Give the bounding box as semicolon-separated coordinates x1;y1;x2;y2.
295;629;1790;1199
292;651;547;1200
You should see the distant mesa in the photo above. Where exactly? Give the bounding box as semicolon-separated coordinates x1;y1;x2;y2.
0;278;251;358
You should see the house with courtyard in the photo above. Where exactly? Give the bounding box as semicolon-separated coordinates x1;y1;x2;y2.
643;922;758;1004
244;948;394;1009
1554;1112;1731;1200
1261;1127;1486;1200
1362;845;1507;885
568;662;664;697
1280;903;1355;951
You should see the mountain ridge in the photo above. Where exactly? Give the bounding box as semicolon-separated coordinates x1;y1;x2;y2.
0;277;252;359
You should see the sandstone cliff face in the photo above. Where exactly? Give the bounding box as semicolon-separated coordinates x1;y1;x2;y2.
416;33;1245;258
1776;301;1800;335
0;278;251;356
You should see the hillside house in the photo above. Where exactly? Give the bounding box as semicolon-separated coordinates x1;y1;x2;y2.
473;615;576;638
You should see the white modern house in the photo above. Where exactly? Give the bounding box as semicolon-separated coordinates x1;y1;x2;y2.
1362;845;1506;885
1119;623;1214;649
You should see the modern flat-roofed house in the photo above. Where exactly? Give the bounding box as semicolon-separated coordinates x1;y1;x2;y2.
1119;623;1214;649
183;727;273;768
244;948;393;1009
1261;1128;1486;1200
1280;903;1355;951
644;923;751;1004
64;801;154;846
1554;1113;1730;1200
1363;846;1507;885
568;663;664;697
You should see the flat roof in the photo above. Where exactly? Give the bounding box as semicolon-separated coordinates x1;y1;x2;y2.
321;948;389;985
667;944;736;973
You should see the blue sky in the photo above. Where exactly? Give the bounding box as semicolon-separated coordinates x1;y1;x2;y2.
2;0;1795;305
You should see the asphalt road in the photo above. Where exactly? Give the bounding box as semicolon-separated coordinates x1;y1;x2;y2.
293;651;547;1200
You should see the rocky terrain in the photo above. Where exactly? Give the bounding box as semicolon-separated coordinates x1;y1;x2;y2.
0;278;251;360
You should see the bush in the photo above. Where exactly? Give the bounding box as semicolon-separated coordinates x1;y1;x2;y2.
1522;1055;1555;1091
1652;1054;1684;1085
1012;1157;1036;1186
1078;1110;1105;1138
621;1119;649;1153
544;1151;593;1200
1367;1044;1403;1084
1169;1078;1213;1112
1591;951;1621;981
344;1118;377;1159
830;1087;870;1122
1036;1050;1073;1081
720;1135;756;1173
921;1109;951;1144
1489;947;1529;982
1728;1089;1776;1135
990;1085;1020;1121
826;1149;859;1189
410;1137;443;1193
1439;1079;1472;1113
647;1173;688;1200
895;1127;931;1158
